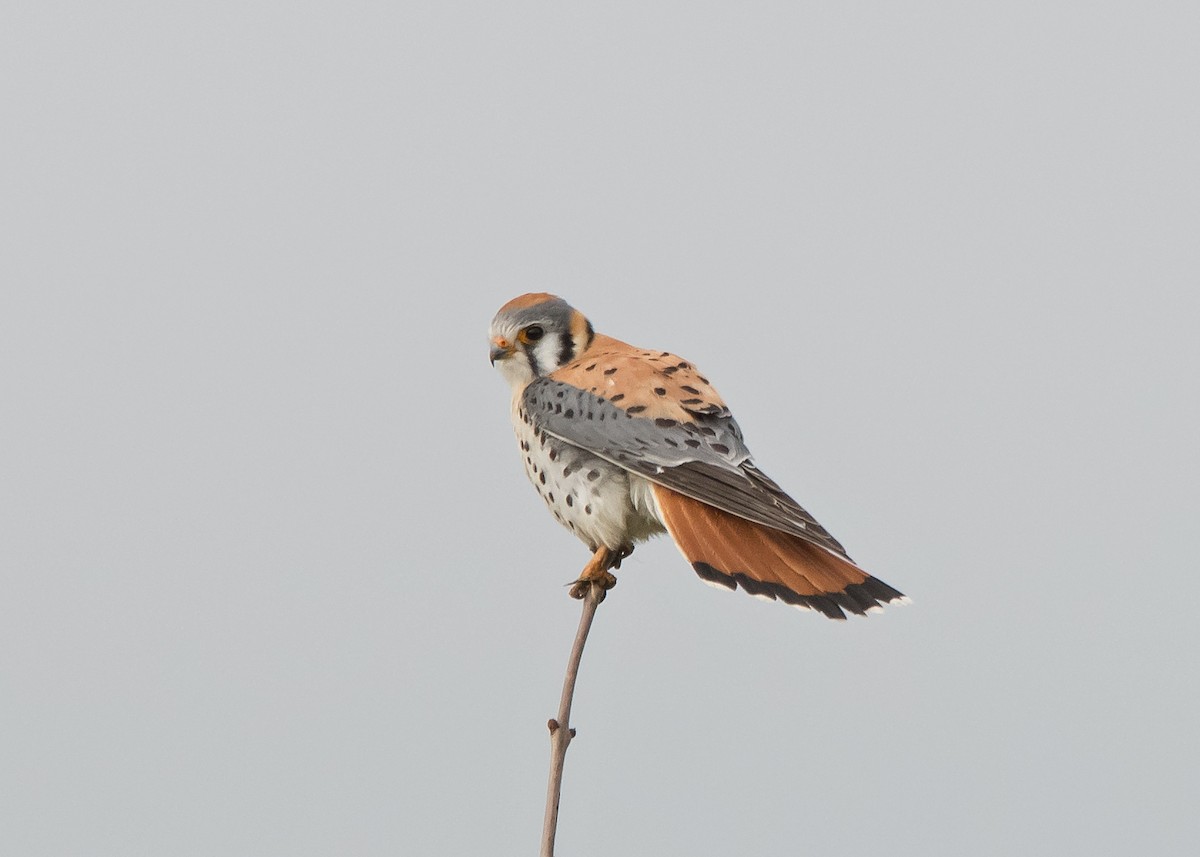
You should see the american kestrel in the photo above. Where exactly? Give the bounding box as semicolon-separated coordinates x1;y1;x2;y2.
489;293;907;619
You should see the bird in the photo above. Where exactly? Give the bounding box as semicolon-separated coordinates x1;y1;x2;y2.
488;293;908;620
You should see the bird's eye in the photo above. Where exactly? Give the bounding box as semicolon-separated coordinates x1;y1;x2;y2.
522;325;545;342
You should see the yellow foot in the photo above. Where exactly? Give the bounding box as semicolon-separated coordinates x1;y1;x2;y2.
567;545;628;600
568;570;617;601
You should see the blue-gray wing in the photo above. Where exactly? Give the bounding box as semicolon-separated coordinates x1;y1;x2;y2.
521;379;854;562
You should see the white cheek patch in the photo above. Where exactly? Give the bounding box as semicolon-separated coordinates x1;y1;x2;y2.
533;335;568;374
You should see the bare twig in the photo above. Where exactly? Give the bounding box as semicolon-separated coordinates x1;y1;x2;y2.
540;582;605;857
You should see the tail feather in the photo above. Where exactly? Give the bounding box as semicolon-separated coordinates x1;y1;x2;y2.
652;485;907;620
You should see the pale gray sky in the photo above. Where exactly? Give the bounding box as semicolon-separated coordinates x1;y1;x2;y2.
3;2;1198;855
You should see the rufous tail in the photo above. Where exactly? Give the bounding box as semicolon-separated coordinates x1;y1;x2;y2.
652;485;907;620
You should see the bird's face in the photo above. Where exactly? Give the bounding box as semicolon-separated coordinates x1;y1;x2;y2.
489;293;594;389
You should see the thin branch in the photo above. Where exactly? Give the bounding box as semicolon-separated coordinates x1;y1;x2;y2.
540;583;605;857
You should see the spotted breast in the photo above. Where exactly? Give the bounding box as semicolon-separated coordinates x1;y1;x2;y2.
510;394;666;553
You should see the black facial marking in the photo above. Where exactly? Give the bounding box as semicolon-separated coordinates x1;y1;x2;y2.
525;344;542;376
680;385;700;394
557;331;575;366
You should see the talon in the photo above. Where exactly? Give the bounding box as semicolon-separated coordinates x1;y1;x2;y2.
609;545;635;569
568;575;614;601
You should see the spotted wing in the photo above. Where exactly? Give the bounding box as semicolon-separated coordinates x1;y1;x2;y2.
520;378;855;564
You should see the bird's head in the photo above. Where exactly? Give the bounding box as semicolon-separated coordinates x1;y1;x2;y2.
488;293;595;388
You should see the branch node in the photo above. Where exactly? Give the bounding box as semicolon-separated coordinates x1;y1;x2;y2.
547;719;559;734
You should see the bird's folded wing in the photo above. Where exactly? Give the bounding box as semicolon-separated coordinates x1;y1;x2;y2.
521;378;855;566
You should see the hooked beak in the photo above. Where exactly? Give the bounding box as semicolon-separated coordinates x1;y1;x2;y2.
489;337;515;365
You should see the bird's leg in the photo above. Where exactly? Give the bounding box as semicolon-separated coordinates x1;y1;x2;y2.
568;545;627;601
